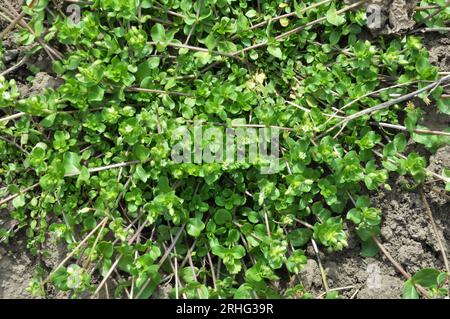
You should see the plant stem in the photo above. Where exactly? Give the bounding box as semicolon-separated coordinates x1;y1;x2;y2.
92;220;149;298
0;112;26;123
371;121;450;137
311;238;329;292
0;0;38;40
248;0;332;32
64;160;141;177
232;1;365;56
126;87;193;97
0;183;39;207
419;188;450;276
0;56;28;77
318;74;450;139
134;224;186;299
372;236;429;298
42;217;108;285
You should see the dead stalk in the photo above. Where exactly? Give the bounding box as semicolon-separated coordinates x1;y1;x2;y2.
419;188;450;275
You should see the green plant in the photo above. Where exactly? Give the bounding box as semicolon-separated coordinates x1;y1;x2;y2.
0;0;449;299
403;269;449;299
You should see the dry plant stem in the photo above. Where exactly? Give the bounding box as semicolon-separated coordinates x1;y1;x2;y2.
311;238;329;292
247;0;332;32
93;258;120;298
167;227;182;299
157;224;186;268
148;41;242;61
415;5;441;11
417;27;450;33
228;1;366;56
92;220;149;298
126;87;193;97
186;245;198;282
185;119;293;132
207;252;217;290
42;217;108;285
184;0;202;45
179;239;198;270
318;75;450;139
0;112;26;123
294;217;314;230
3;2;63;60
372;236;429;298
350;288;360;299
286;100;311;113
316;285;355;298
263;207;271;238
0;182;39;207
152;4;187;19
413;0;450;30
0;0;38;40
274;1;365;41
0;56;28;77
0;11;13;24
0;135;29;154
371;121;450;137
64;0;94;4
84;220;107;270
64;160;141;177
344;74;450;123
343;81;419;110
419;188;450;275
135;224;186;299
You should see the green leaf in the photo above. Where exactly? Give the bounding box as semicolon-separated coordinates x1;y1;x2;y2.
141;0;152;9
403;279;419;299
63;152;81;176
214;208;232;225
87;85;104;102
416;56;432;77
360;238;379;257
135;164;149;182
133;145;150;161
151;23;165;43
411;268;440;287
286;250;307;274
437;98;450;115
12;194;26;208
287;228;312;247
383;142;396;157
393;133;407;153
326;4;346;26
98;242;113;259
187;218;205;237
204;34;217;51
347;208;362;224
267;45;283;59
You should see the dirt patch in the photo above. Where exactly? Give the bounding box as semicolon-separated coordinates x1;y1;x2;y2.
425;34;450;73
299;146;450;299
0;236;37;298
19;72;62;98
345;0;419;34
0;226;67;298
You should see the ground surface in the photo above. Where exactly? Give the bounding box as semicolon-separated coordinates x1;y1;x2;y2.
0;0;449;299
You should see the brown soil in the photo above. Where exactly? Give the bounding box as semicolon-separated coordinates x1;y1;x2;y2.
299;148;450;299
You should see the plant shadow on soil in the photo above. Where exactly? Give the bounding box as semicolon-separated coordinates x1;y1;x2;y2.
0;0;449;298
